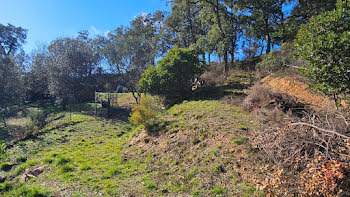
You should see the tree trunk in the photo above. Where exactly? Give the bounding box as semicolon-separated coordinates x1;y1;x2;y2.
131;91;140;104
264;16;271;54
224;51;228;77
230;41;235;65
202;53;206;64
208;53;211;65
260;40;265;55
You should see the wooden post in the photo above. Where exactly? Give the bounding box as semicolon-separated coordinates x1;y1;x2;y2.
95;91;97;117
107;93;110;118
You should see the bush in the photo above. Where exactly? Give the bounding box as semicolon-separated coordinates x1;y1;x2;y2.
256;43;303;78
129;96;162;133
139;46;205;102
28;110;49;129
295;0;350;105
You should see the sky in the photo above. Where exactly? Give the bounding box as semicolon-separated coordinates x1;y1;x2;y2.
0;0;169;53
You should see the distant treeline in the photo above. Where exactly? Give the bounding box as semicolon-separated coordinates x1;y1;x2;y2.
0;0;337;112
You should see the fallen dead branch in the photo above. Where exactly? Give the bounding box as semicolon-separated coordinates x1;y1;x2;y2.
291;122;350;140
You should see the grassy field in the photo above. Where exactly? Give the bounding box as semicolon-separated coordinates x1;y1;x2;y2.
0;73;265;196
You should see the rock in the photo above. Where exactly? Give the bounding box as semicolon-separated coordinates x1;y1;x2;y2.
20;165;50;182
0;175;6;182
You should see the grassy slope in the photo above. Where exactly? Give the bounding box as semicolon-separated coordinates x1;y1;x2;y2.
0;74;265;196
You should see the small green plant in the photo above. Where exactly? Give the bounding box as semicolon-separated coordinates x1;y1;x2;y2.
55;156;71;166
79;163;91;171
28;110;49;129
144;179;158;191
210;186;228;195
60;164;74;173
238;125;248;131
42;157;53;164
192;190;203;196
232;136;249;145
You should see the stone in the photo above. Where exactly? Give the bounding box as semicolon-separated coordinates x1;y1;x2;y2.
19;165;50;182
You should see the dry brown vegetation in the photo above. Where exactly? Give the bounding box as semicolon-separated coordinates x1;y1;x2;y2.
261;75;344;111
244;81;350;196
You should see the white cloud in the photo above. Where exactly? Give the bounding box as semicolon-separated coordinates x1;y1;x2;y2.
89;26;111;38
140;12;148;18
104;30;111;37
90;25;100;36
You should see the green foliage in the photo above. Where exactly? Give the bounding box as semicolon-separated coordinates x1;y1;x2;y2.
210;186;228;196
14;186;50;197
129;96;160;132
55;156;71;166
0;181;12;192
256;43;302;76
60;164;75;173
139;47;204;101
238;125;248;131
232;136;249;145
28;110;49;129
295;0;350;104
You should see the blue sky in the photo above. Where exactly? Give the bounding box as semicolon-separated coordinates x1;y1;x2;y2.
0;0;169;53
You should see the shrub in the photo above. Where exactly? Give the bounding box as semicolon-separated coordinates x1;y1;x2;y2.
295;0;350;106
256;43;303;78
129;96;161;132
28;110;49;129
139;46;205;102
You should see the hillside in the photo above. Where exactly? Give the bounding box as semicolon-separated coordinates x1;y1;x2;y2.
0;75;265;196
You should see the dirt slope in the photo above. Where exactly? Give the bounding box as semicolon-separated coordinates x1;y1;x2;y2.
261;75;337;110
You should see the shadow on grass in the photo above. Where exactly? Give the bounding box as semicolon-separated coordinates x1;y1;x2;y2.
146;120;175;137
191;81;249;101
0;127;11;141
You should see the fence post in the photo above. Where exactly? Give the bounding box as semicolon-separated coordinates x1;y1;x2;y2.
95;91;97;117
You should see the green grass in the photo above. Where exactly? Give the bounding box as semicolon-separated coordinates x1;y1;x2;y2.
0;89;264;196
232;136;249;145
